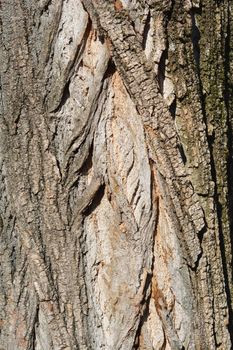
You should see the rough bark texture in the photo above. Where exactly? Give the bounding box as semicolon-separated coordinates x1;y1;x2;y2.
0;0;232;349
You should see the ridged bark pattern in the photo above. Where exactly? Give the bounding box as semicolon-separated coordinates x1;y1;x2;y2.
0;0;232;349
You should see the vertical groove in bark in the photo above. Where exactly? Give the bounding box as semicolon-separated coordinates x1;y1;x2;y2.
0;0;232;349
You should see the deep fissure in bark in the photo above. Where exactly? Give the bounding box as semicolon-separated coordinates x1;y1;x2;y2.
142;10;151;51
157;50;168;96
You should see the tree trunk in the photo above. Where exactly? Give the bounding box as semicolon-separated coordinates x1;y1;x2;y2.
0;0;232;349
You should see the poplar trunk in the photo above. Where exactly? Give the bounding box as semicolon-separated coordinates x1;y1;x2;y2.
0;0;232;349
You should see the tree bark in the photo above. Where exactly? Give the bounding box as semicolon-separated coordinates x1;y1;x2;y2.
0;0;232;349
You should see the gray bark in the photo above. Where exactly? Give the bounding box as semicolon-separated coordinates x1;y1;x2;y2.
0;0;232;349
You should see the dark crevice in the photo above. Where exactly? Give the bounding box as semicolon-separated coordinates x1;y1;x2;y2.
142;10;151;50
188;226;207;272
68;143;94;190
40;0;53;15
164;0;175;22
79;143;93;176
83;184;105;216
191;11;201;74
157;50;168;96
103;58;116;79
65;128;96;188
177;143;187;165
10;245;16;282
67;144;94;223
169;97;176;119
52;79;71;113
29;304;39;350
51;124;63;180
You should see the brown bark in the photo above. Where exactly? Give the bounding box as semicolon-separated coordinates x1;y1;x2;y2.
0;0;232;349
